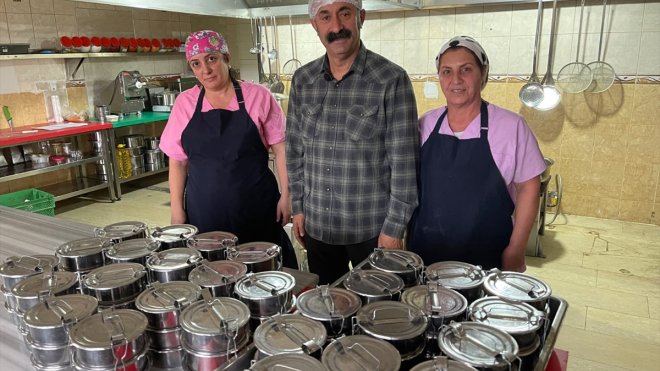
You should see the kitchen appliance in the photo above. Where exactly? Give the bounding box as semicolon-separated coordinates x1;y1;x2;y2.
107;71;148;116
144;86;165;112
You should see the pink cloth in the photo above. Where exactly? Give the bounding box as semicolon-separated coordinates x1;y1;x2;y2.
160;82;284;161
419;104;546;203
184;30;228;61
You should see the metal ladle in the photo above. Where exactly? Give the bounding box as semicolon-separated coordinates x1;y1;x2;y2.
519;0;545;108
535;0;562;111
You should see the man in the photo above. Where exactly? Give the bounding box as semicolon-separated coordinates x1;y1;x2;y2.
286;0;419;284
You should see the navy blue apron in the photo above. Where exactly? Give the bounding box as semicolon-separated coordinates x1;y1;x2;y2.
409;101;514;269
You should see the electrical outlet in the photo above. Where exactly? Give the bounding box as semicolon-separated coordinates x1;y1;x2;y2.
652;211;656;218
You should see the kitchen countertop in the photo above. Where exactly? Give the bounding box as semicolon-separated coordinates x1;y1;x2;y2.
104;112;170;128
0;122;112;147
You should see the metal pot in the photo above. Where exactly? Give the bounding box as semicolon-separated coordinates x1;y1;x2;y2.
251;353;325;371
144;149;165;165
146;326;182;349
343;268;405;304
180;297;250;354
100;221;147;243
56;237;113;272
150;347;184;369
24;333;71;366
226;242;281;273
233;271;295;317
151;224;198;250
296;286;361;338
425;261;486;303
482;269;552;311
12;271;79;313
368;248;424;287
123;134;145;148
437;322;519;370
82;263;147;305
0;254;59;290
105;239;160;265
24;294;98;346
126;147;144;157
186;231;238;261
146;247;203;283
135;281;201;330
410;356;478;371
355;301;428;360
253;313;326;358
188;260;247;297
401;283;468;337
162;91;177;106
69;309;148;368
322;335;401;371
144;136;160;151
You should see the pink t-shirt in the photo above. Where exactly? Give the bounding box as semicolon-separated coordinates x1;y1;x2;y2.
419;104;546;203
160;82;285;161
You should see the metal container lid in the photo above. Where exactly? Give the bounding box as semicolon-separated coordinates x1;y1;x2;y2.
83;263;146;290
226;242;281;264
425;261;486;290
186;231;237;252
297;286;361;321
437;322;519;368
469;296;545;335
135;281;201;313
253;314;327;356
234;271;295;300
368;249;424;274
24;294;98;328
251;353;326;371
343;269;405;298
322;335;401;371
401;284;468;318
188;260;247;288
101;221;147;240
12;271;78;299
150;224;198;243
410;356;478;371
146;248;202;272
70;309;147;350
356;301;428;341
482;270;552;304
105;239;160;261
180;297;249;336
56;237;111;259
0;255;59;283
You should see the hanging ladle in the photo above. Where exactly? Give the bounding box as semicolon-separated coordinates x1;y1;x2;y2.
519;0;544;108
249;18;260;54
535;0;562;111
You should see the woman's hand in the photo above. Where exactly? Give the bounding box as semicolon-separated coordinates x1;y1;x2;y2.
171;206;187;225
276;193;291;226
501;244;526;272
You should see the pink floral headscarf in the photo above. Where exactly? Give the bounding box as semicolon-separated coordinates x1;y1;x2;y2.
185;30;229;61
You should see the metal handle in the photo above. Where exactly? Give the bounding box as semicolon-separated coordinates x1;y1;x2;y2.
45;297;78;323
273;315;322;355
152;284;186;308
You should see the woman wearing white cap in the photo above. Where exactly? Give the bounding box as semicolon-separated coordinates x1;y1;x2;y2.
409;36;546;272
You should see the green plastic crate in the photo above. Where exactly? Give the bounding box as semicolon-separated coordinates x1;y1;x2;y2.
0;189;55;216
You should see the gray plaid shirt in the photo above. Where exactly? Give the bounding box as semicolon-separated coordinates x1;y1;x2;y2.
286;43;419;245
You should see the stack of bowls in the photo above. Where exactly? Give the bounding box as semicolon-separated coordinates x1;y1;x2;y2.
135;281;201;369
122;134;146;176
81;262;148;310
23;294;98;370
144;136;166;171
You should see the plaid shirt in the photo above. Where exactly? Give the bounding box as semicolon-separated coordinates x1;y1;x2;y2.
286;43;419;244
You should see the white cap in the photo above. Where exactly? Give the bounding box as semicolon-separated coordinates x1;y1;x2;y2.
309;0;362;18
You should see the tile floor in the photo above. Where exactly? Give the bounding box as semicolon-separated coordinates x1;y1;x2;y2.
54;174;660;371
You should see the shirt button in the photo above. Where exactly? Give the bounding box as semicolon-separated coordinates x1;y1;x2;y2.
335;83;340;87
329;146;333;150
326;188;330;192
333;104;337;108
325;207;329;211
326;168;330;172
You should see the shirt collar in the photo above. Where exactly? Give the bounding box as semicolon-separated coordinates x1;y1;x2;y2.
320;42;367;81
438;110;483;139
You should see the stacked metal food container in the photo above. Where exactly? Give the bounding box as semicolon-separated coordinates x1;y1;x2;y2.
144;136;166;171
90;131;110;181
121;134;146;177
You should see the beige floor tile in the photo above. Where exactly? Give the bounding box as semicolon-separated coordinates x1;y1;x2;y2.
542;228;598;253
526;260;598;287
586;307;660;345
597;270;660;298
549;279;649;318
561;302;588;331
582;253;660;280
648;296;660;321
567;355;635;371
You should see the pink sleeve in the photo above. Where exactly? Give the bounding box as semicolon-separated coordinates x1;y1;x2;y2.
513;117;546;183
419;108;445;146
241;82;285;148
159;86;200;161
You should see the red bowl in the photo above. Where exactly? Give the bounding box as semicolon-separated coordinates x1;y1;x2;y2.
80;36;91;47
60;36;72;48
173;39;181;47
151;38;161;48
101;37;111;47
91;36;102;46
71;36;82;47
110;37;120;48
120;37;129;47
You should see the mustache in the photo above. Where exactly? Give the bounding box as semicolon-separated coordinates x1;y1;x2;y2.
326;29;352;43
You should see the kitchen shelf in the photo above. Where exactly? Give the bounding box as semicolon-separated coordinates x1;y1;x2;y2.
40;177;110;201
0;51;183;61
0;155;103;182
118;166;168;184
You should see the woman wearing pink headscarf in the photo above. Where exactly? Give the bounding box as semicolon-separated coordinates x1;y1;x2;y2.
160;30;296;267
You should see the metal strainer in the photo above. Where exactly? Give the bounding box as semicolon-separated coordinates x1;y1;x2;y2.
586;0;616;93
556;0;593;94
519;0;545;108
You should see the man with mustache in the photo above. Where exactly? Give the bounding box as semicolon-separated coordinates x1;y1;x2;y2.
286;0;419;284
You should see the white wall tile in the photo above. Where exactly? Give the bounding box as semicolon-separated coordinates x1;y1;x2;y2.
361;12;380;41
4;0;31;14
380;11;405;41
7;13;34;45
0;0;4;12
52;0;74;15
0;64;20;93
178;13;190;23
642;1;660;32
429;9;455;39
602;32;640;75
609;0;644;33
404;10;429;40
54;14;75;37
32;13;56;48
427;37;450;73
148;9;169;22
510;2;539;37
455;6;483;38
0;12;9;43
131;8;148;20
30;0;53;14
637;31;660;74
480;36;510;75
482;5;512;37
366;40;381;56
403;38;429;74
508;35;537;75
378;39;404;67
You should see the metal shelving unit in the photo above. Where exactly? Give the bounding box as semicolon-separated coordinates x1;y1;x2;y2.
0;51;183;61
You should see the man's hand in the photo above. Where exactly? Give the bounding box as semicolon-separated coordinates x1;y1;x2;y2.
292;213;306;248
378;233;404;249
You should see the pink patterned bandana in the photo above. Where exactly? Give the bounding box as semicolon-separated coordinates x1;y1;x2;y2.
185;30;229;61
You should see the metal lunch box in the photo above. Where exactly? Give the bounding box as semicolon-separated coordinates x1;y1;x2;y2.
0;254;59;290
144;149;165;164
2;283;17;311
322;335;401;371
82;263;148;305
188;260;247;297
355;301;429;360
123;134;145;148
482;269;553;311
144;136;160;151
56;238;113;272
253;314;327;358
100;221;147;243
12;271;79;313
69;309;148;369
145;248;203;283
180;297;250;354
24;294;98;346
518;334;541;371
24;333;71;366
186;231;238;261
181;337;249;371
343;268;405;304
250;353;326;371
437;322;519;370
401;283;468;337
233;271;296;317
146;326;182;349
150;347;184;369
226;242;281;273
31;357;74;371
135;280;201;330
296;286;361;338
105;239;160;265
425;261;486;303
368;248;424;287
71;345;149;371
150;224;198;250
469;296;547;348
410;356;478;371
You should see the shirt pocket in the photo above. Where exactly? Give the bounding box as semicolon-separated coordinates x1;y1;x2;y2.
345;105;379;141
301;104;323;139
